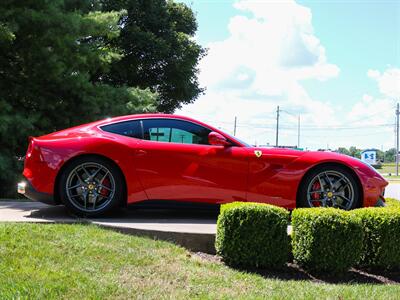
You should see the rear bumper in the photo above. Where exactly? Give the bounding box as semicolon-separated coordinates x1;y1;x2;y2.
17;179;56;205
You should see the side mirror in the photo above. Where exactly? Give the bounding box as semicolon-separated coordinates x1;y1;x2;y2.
208;132;231;146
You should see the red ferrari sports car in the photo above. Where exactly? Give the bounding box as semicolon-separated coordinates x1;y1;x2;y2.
18;114;388;216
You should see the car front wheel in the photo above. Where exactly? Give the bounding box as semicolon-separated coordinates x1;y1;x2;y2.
59;157;123;217
298;165;361;210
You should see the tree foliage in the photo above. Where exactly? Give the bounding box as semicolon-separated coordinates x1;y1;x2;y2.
385;148;397;163
99;0;206;112
337;147;350;156
2;0;197;196
0;0;205;197
348;146;362;159
335;146;396;163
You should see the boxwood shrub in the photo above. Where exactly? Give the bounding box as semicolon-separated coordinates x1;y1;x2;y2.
352;207;400;269
292;208;363;273
215;202;290;268
384;198;400;209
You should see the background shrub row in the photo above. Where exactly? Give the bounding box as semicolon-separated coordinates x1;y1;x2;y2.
291;208;363;273
216;200;400;272
353;207;400;269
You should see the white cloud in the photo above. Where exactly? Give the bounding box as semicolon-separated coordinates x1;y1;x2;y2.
347;94;394;126
178;0;340;147
178;0;398;149
344;68;400;150
348;68;400;128
367;68;400;98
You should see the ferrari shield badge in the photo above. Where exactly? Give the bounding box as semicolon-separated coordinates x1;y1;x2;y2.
254;150;262;158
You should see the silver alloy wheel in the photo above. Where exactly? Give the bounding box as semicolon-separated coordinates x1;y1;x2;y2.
66;162;116;212
306;170;355;210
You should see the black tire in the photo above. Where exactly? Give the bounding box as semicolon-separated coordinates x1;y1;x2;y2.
58;156;124;217
298;165;361;210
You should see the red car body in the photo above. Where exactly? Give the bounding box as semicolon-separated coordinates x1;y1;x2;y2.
20;114;388;209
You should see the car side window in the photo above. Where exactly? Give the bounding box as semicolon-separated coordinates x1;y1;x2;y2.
101;120;142;139
142;119;211;145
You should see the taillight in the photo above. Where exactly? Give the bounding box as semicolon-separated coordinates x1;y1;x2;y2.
26;137;34;158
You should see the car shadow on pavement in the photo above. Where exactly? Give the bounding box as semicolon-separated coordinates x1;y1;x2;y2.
26;204;220;224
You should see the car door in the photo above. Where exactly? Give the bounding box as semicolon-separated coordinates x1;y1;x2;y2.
134;118;248;204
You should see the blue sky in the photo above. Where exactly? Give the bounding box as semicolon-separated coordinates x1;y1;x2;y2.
177;0;400;150
299;1;399;105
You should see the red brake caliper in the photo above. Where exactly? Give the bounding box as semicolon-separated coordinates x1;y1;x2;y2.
100;178;111;197
311;181;321;207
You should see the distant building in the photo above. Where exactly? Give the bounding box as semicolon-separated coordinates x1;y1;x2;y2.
361;149;378;165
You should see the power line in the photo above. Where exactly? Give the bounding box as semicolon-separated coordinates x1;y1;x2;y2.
201;116;394;130
235;123;394;130
291;124;395;130
342;107;395;126
298;131;393;138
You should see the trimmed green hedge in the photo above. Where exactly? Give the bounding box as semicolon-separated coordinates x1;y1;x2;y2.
215;202;290;268
384;198;400;209
352;207;400;269
292;208;363;273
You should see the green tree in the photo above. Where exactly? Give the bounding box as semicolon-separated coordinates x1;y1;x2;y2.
376;149;384;163
349;146;362;159
385;148;397;163
100;0;206;112
0;0;157;197
337;147;350;156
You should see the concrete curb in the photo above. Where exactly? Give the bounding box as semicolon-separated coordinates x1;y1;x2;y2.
101;225;216;254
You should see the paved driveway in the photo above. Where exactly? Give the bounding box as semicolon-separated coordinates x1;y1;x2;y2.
2;182;399;228
385;182;400;199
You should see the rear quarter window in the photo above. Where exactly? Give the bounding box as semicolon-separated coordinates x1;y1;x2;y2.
100;120;142;139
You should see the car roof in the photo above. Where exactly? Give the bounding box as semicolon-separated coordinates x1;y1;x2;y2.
97;113;202;125
94;113;247;147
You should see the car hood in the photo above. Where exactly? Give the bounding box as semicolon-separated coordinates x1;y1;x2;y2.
248;147;386;179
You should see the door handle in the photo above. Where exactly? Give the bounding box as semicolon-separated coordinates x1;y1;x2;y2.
136;150;147;156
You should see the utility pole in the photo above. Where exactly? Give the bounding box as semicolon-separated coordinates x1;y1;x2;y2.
234;116;237;136
396;103;399;176
297;115;300;148
276;106;280;147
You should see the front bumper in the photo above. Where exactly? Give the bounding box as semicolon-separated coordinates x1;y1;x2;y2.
375;197;386;207
17;180;56;205
374;187;386;207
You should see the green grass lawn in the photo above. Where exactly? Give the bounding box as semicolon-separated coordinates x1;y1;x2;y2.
379;163;399;175
1;223;400;299
375;163;400;181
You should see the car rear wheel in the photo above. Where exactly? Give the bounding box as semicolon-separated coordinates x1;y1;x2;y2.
298;165;361;210
59;157;123;217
